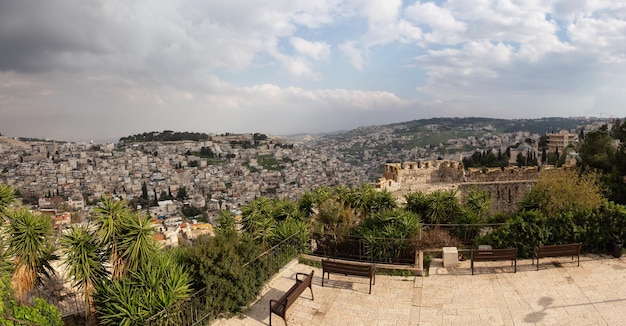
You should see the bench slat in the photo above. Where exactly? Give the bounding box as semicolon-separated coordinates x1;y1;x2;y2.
322;259;375;294
533;243;581;271
471;248;517;275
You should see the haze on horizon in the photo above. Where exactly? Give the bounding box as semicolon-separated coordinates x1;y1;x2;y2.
1;1;625;142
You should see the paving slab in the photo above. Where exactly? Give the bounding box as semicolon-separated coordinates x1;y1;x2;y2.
214;254;626;326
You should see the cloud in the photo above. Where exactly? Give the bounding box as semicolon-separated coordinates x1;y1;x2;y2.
290;37;331;61
339;41;367;70
2;0;626;141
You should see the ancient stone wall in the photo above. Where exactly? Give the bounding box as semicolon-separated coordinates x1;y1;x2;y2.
377;160;539;214
459;181;536;214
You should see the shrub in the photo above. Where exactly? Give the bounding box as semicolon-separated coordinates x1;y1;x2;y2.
177;234;264;317
476;215;546;258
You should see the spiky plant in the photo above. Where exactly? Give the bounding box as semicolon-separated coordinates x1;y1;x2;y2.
92;195;129;280
117;211;158;273
0;184;17;215
60;224;108;318
4;207;56;304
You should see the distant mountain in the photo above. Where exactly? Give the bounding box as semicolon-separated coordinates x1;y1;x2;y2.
325;117;607;143
305;117;610;173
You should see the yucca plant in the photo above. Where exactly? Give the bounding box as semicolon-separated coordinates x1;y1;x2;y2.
4;207;56;304
117;211;158;273
0;184;17;214
95;251;192;326
60;224;108;318
92;195;129;280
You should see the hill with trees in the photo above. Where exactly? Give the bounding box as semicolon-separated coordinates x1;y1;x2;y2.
119;130;210;143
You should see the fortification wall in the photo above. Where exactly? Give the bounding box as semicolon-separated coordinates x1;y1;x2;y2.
377;160;539;214
459;181;536;214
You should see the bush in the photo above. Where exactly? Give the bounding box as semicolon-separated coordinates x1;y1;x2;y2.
177;233;264;317
476;215;546;258
0;275;62;326
94;252;192;325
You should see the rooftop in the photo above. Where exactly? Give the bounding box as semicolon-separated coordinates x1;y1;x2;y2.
215;254;626;325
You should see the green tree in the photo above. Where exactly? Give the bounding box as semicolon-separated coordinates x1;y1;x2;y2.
117;212;159;274
578;129;616;173
176;186;188;201
158;190;169;201
215;210;237;236
60;225;108;319
92;195;129;280
404;191;430;216
519;169;604;216
3;208;56;304
141;182;148;201
177;234;262;317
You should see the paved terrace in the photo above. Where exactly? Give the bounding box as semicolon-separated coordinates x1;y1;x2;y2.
215;254;626;326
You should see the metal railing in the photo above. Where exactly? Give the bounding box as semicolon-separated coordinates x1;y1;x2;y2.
144;287;212;326
310;232;419;265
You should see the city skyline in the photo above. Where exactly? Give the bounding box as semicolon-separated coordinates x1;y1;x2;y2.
1;1;626;142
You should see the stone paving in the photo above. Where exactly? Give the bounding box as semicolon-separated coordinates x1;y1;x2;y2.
214;254;626;326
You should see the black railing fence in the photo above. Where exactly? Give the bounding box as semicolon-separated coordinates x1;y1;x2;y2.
144;288;212;326
310;224;506;265
310;232;419;265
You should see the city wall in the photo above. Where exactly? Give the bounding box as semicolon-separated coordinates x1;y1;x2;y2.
376;160;540;214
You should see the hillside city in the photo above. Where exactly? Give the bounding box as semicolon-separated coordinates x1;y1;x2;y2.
2;116;626;325
0;118;611;245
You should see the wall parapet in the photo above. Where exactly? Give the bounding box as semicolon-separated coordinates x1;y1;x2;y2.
376;160;542;214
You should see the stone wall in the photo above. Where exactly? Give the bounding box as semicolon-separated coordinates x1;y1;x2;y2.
459;181;536;214
377;160;539;214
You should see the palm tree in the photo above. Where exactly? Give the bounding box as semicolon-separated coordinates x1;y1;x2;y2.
4;207;56;304
60;224;108;319
92;195;129;280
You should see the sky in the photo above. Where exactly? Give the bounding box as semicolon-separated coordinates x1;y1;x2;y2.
1;0;626;142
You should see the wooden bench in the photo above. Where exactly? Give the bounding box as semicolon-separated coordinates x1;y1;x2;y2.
322;259;376;294
471;248;517;275
533;243;582;271
269;270;314;326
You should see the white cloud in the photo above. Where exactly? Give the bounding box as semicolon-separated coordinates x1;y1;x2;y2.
3;0;626;141
568;17;626;63
404;1;466;44
339;41;367;70
290;37;331;61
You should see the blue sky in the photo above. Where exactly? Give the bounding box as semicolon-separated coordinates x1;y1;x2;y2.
1;0;626;141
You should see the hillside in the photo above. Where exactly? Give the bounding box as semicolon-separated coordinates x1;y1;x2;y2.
304;117;610;181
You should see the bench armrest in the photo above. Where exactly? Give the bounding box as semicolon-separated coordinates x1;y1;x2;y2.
296;272;310;282
270;299;285;309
